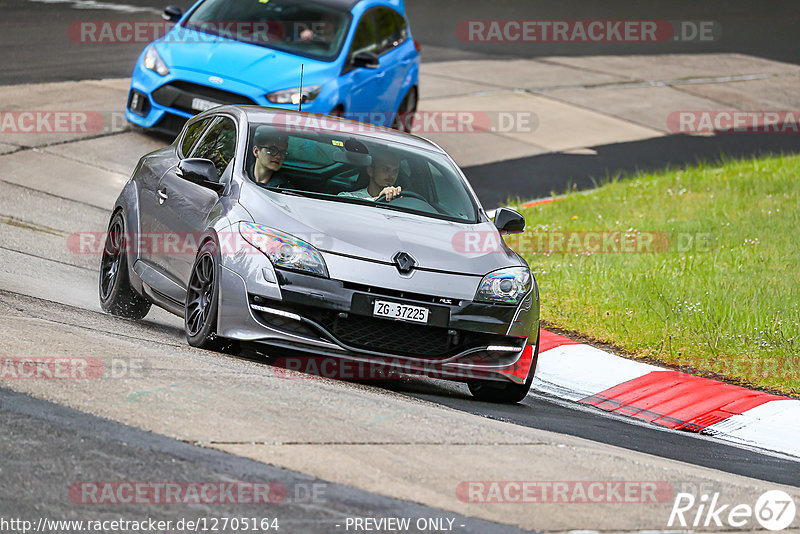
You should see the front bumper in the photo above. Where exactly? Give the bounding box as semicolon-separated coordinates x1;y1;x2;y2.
125;64;327;133
217;247;540;384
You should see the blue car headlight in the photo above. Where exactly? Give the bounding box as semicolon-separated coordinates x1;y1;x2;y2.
475;267;532;304
239;222;329;278
143;46;169;76
266;85;322;105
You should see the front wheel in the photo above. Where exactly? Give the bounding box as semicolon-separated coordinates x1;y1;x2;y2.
98;211;151;320
467;329;540;403
185;241;239;354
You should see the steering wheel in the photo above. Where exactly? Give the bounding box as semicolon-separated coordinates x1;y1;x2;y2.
375;190;428;203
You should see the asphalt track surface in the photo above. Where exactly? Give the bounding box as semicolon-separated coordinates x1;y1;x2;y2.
2;0;800;531
4;0;800;208
0;385;526;534
2;0;799;85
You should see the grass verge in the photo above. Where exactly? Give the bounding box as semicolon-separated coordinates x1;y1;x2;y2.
513;154;799;396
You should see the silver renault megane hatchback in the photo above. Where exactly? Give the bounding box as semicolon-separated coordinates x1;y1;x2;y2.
99;106;540;403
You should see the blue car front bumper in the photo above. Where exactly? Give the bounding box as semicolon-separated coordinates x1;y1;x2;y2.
126;62;330;132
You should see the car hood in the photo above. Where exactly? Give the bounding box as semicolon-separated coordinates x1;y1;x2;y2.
156;30;334;90
240;186;523;276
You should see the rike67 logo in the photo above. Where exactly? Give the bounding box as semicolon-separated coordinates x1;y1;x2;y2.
669;489;796;531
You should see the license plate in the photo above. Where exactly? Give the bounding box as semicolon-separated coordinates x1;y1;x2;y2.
191;97;218;112
373;300;429;324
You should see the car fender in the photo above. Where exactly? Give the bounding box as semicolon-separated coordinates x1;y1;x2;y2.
111;178;145;294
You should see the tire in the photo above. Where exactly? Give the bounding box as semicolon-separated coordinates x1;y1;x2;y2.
98;211;151;320
467;328;541;404
184;241;240;354
392;87;418;133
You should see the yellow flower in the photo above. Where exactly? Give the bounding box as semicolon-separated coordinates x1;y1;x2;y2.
571;216;578;220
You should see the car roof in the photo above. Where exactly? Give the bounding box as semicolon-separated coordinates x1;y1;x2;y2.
312;0;362;10
314;0;404;12
227;106;445;154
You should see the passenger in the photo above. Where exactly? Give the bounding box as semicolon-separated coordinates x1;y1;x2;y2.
252;127;290;187
338;152;402;201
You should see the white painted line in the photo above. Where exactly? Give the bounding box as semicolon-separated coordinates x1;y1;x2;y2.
706;399;800;458
531;337;800;460
533;343;659;401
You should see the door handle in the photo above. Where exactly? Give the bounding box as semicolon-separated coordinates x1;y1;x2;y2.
157;187;168;204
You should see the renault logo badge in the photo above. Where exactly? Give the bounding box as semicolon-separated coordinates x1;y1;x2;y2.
393;251;416;274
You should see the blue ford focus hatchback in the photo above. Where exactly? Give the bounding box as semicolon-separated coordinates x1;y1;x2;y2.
125;0;420;133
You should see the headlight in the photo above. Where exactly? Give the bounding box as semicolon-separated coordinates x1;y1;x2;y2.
143;47;169;76
266;85;321;105
239;222;328;278
475;267;531;304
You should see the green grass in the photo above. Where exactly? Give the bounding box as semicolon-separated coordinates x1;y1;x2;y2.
514;154;800;395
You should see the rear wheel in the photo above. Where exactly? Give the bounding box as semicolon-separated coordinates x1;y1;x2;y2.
98;211;151;319
185;241;239;354
392;87;417;133
467;329;540;404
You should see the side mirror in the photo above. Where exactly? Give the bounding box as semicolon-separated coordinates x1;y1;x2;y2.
494;208;525;234
351;51;379;69
162;5;183;22
177;159;225;194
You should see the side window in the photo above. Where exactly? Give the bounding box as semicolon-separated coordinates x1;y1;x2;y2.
374;8;406;54
180;118;211;157
189;117;237;178
348;11;377;60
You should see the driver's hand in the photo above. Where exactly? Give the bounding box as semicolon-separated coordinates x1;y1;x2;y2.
300;29;314;40
380;186;402;201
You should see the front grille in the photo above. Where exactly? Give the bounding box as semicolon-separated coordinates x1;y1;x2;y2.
153;113;187;135
323;313;453;356
248;295;522;359
152;81;256;115
316;312;516;358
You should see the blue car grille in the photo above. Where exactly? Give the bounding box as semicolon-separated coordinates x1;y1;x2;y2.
152;81;257;115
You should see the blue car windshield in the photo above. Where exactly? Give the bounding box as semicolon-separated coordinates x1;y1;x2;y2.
247;122;480;224
183;0;350;61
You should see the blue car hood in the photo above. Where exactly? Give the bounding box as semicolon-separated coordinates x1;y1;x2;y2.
156;31;334;91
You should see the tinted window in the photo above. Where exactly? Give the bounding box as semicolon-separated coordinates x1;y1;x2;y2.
349;11;377;59
373;8;406;54
246;123;479;224
183;0;350;61
180;118;210;157
190;117;237;177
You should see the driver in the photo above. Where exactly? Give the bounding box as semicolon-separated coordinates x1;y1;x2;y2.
338;152;402;201
252;127;291;188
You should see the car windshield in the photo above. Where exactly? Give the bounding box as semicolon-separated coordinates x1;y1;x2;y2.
246;121;480;224
183;0;350;61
